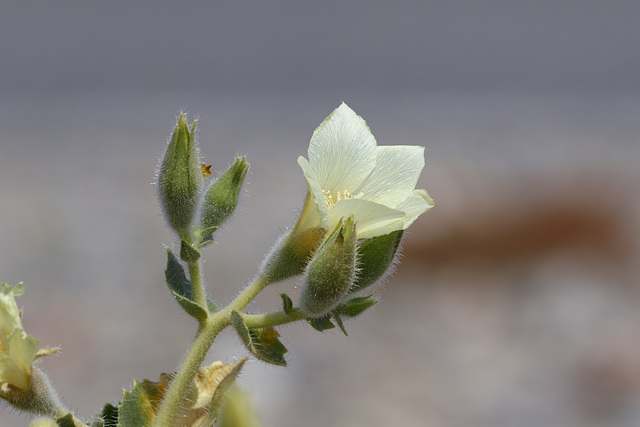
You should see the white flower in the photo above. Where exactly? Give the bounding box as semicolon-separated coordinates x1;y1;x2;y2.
0;283;41;391
294;103;433;240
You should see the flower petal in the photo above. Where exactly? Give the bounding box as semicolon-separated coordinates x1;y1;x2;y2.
297;156;330;230
307;103;377;192
328;199;405;239
395;189;434;229
0;330;39;390
355;145;426;208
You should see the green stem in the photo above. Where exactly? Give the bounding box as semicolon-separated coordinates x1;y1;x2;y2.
187;259;207;310
152;315;228;426
227;275;270;312
243;307;307;328
153;275;270;426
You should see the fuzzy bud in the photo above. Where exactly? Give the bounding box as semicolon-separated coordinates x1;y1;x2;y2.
157;113;203;238
199;156;249;234
300;216;357;318
348;230;403;294
260;227;326;284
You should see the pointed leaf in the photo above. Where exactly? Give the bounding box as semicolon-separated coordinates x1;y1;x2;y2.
280;293;293;315
231;310;288;366
165;248;208;321
92;403;118;427
55;413;84;427
180;240;201;262
117;375;171;427
332;310;349;336
207;299;218;314
335;295;378;318
307;314;335;332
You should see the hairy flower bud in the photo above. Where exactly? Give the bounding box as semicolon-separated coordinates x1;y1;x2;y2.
300;216;357;318
157;113;203;238
348;230;403;294
199;156;249;234
260;227;325;284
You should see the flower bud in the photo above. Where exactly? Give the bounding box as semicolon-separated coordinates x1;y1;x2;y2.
260;227;325;284
199;156;249;234
348;230;403;294
300;216;357;318
157;113;203;238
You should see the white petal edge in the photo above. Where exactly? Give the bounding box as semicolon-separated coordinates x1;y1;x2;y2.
355;145;426;207
328;198;406;240
307;103;377;193
298;156;330;230
395;189;434;229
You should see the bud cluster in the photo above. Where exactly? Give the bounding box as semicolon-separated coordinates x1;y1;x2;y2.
157;113;249;244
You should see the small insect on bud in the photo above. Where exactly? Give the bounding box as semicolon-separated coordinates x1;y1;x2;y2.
199;156;249;234
157;113;203;238
300;216;357;318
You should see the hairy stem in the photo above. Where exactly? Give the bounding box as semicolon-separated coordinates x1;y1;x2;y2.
243;308;308;328
153;275;270;426
187;259;207;311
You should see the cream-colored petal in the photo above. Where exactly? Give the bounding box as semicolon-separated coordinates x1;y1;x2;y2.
355;145;425;207
395;189;434;229
0;330;39;390
328;199;405;239
307;103;377;192
297;157;330;230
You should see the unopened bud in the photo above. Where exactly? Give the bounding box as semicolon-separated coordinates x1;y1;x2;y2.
348;230;403;294
260;227;325;284
157;113;203;238
300;216;357;318
199;156;249;234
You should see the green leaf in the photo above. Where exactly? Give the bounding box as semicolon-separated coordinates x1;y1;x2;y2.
55;413;83;427
180;240;201;262
165;248;208;321
91;403;118;427
335;295;378;318
307;314;335;332
198;226;218;247
280;293;293;315
117;376;171;427
207;299;218;313
332;310;349;336
231;310;288;366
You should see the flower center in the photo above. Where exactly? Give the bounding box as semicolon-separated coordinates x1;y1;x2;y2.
322;189;355;208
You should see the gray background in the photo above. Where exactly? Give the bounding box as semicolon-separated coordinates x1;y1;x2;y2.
1;1;639;426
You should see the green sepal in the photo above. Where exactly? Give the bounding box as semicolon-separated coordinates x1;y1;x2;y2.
335;295;378;318
231;310;288;366
332;310;348;336
91;403;118;427
165;248;208;321
207;299;218;314
280;293;293;315
180;240;201;262
55;414;84;427
198;226;218;247
117;377;169;427
349;230;403;294
307;314;335;332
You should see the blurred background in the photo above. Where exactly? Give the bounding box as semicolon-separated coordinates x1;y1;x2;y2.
1;1;639;426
